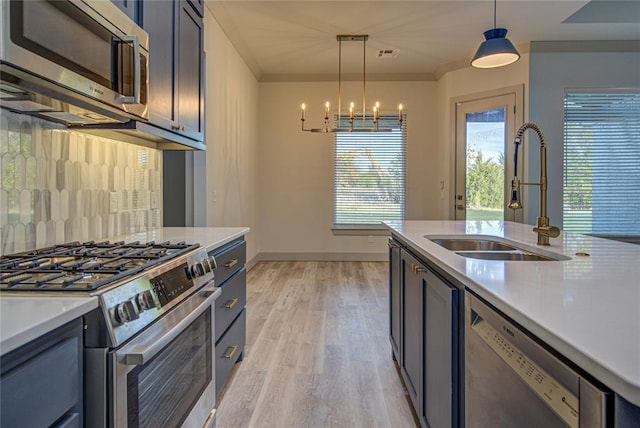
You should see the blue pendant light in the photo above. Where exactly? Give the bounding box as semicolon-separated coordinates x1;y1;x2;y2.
471;0;520;68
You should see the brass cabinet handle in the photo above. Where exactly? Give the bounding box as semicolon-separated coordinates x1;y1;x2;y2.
202;408;216;428
411;264;426;275
171;124;186;131
224;259;238;268
223;345;238;359
388;242;398;249
224;298;239;309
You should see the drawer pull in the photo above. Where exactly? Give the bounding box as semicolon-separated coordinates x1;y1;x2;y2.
202;408;216;428
224;298;239;309
388;242;398;249
224;259;239;268
411;264;426;275
223;345;238;360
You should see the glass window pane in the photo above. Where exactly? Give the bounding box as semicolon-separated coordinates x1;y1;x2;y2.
563;93;640;237
334;115;406;226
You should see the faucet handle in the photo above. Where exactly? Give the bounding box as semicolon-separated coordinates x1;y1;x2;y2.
533;224;560;238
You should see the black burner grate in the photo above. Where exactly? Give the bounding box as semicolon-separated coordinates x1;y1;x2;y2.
0;241;199;292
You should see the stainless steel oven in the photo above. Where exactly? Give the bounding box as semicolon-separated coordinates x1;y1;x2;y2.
110;283;219;428
1;0;149;125
1;240;219;428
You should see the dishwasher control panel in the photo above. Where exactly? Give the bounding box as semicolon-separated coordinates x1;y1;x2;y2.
472;318;579;428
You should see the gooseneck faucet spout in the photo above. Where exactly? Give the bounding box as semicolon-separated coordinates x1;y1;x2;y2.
508;122;560;245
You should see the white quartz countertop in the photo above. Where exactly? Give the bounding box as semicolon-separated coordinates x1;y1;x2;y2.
100;226;250;253
0;227;249;356
0;296;98;355
384;220;640;407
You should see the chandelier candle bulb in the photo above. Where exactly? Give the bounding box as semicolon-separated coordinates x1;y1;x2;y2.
301;103;306;120
325;101;330;117
398;104;403;120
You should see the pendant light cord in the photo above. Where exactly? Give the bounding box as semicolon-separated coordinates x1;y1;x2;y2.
493;0;497;28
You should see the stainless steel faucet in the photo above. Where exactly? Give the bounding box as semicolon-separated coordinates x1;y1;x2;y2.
508;122;560;245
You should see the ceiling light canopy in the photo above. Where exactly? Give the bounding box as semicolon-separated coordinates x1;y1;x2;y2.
471;0;520;69
300;35;403;133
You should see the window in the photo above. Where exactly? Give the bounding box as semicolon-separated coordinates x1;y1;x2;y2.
563;91;640;238
334;115;406;228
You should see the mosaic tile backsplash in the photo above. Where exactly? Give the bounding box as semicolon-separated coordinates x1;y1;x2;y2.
0;112;163;254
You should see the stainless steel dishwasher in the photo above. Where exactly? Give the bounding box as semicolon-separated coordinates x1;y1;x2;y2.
465;293;611;428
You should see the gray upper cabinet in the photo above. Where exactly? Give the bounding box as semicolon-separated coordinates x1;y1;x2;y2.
110;0;139;22
141;0;204;146
186;0;204;17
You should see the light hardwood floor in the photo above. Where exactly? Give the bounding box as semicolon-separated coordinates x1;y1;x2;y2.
216;261;417;428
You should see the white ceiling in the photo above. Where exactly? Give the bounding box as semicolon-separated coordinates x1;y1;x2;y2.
206;1;640;81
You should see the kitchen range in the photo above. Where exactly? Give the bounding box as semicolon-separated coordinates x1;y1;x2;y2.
0;239;221;428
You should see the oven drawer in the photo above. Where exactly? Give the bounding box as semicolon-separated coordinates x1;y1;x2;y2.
215;268;247;341
215;309;246;396
212;240;246;286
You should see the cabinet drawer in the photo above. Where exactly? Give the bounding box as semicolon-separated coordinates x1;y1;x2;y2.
215;310;246;396
212;240;246;286
215;268;246;341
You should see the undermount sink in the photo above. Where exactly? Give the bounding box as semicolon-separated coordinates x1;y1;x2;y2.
429;238;518;252
454;251;555;262
425;235;570;262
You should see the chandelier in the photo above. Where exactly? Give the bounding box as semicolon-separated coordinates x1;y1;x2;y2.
300;35;403;133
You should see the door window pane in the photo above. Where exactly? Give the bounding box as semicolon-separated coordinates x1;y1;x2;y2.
465;108;506;221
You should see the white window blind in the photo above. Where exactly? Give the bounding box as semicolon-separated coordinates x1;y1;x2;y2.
334;115;406;227
563;92;640;237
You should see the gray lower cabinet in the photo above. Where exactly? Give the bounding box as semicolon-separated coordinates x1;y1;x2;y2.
0;319;83;428
211;238;247;396
423;267;459;428
401;249;423;412
388;237;402;361
394;243;460;428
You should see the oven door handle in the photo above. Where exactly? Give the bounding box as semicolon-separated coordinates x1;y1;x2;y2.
123;283;220;366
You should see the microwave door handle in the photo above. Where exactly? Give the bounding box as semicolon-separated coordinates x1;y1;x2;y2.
123;284;220;366
117;35;140;104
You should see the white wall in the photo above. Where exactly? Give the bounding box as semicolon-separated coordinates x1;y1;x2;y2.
435;54;530;219
204;8;259;262
528;47;640;226
256;81;436;259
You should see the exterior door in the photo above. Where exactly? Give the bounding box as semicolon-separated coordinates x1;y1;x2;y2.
454;89;522;222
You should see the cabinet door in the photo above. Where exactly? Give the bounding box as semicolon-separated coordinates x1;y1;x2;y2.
401;250;424;411
186;0;204;17
423;268;459;428
389;238;402;361
111;0;139;22
177;2;204;140
142;0;178;128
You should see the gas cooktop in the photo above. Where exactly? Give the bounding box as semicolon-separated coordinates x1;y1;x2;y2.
0;240;199;292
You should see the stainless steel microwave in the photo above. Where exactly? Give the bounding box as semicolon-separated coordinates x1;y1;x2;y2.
0;0;149;125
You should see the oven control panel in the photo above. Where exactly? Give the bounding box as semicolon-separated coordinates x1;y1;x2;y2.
99;248;216;347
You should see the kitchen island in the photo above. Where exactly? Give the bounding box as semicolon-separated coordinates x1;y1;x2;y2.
385;220;640;424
